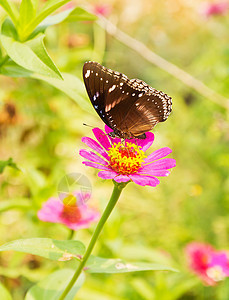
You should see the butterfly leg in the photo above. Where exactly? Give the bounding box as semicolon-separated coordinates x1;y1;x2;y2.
135;133;146;139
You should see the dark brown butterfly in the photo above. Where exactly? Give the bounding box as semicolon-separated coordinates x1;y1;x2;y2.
83;61;172;139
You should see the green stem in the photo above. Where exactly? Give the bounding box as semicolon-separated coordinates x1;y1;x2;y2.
68;229;74;240
58;181;127;300
0;55;10;67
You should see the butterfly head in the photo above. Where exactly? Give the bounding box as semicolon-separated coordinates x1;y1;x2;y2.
108;129;129;139
108;129;147;140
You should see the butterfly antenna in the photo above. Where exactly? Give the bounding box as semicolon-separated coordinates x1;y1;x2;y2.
83;123;94;128
83;123;112;138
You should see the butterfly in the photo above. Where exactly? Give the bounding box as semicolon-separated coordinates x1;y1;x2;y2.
83;61;172;139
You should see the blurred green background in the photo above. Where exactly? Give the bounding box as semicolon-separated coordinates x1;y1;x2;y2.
1;0;229;299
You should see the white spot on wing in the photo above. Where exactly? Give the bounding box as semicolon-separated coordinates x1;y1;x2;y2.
109;85;116;92
85;70;90;78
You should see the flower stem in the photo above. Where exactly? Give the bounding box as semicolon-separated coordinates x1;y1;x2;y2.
68;229;75;240
58;181;127;300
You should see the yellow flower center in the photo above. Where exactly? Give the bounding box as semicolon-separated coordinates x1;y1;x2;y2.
108;142;146;175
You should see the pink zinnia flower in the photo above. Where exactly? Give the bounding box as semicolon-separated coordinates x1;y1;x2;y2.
79;125;176;187
186;242;229;285
201;1;229;17
38;193;100;230
93;4;111;17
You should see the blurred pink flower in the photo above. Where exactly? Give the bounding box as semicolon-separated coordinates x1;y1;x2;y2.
93;4;111;17
186;242;229;285
38;195;100;230
79;125;176;187
60;1;75;11
201;1;229;17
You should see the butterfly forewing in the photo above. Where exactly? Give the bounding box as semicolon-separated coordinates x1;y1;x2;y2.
83;62;109;127
83;61;172;138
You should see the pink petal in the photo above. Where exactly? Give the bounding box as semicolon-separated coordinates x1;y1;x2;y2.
98;170;117;180
125;132;154;151
138;168;170;177
38;211;61;223
129;174;160;187
80;204;100;222
210;252;229;275
113;175;130;183
104;125;121;144
81;137;109;160
82;161;109;170
38;198;100;231
38;198;63;223
63;205;100;230
92;127;112;151
79;149;108;164
144;147;172;163
144;158;176;170
65;218;98;230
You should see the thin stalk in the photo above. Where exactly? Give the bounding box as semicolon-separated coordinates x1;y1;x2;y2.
68;229;74;240
58;181;127;300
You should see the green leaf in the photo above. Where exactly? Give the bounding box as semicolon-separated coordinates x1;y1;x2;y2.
1;19;63;79
1;18;17;38
31;7;96;38
0;238;85;261
33;72;93;112
0;59;33;77
23;0;71;38
0;60;92;112
86;256;178;274
0;198;32;212
0;0;19;25
19;0;36;30
0;157;20;174
66;7;97;22
26;34;63;78
0;282;12;300
25;269;85;300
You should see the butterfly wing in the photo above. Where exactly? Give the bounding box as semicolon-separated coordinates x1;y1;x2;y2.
103;78;172;136
83;61;111;127
83;61;172;138
83;61;138;131
123;89;172;136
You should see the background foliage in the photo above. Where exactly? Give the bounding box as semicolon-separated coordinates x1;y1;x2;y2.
0;0;229;299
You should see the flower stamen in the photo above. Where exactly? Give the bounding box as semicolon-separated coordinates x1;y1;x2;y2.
108;142;146;175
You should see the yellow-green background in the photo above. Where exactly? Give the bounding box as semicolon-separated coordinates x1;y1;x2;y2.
1;0;229;299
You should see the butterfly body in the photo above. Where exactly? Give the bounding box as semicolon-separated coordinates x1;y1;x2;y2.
83;61;172;139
